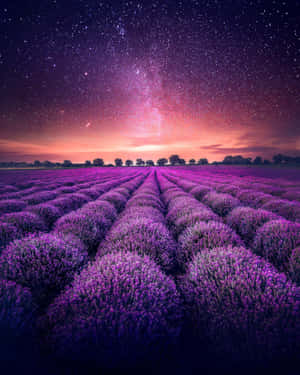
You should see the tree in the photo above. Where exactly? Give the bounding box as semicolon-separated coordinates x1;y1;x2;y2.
273;154;284;164
63;160;72;167
263;159;271;165
189;159;196;165
136;158;145;166
253;156;263;165
169;154;180;165
223;155;251;165
198;158;208;165
156;158;168;166
125;160;133;167
34;160;41;167
85;160;92;166
115;158;123;167
93;158;104;167
178;158;186;165
146;160;154;166
43;160;54;168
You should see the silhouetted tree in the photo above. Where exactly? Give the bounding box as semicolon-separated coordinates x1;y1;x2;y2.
93;158;104;167
253;156;263;165
146;160;154;166
115;158;123;167
43;160;54;168
136;158;145;166
34;160;41;167
263;159;271;165
178;158;186;165
125;160;133;167
156;158;168;166
198;158;208;165
106;164;114;167
272;154;300;165
223;155;251;165
85;160;92;166
273;154;283;164
63;160;72;167
169;154;180;165
189;159;196;165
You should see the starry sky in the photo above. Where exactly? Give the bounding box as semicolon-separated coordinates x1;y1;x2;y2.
0;0;299;163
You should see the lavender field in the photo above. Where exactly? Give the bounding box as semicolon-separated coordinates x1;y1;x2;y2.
0;166;299;375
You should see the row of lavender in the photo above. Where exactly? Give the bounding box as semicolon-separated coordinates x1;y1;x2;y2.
0;169;142;251
0;167;299;371
37;172;182;367
0;170;149;359
157;171;299;363
169;167;300;218
163;171;300;284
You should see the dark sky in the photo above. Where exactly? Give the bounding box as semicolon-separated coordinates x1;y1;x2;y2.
0;0;299;162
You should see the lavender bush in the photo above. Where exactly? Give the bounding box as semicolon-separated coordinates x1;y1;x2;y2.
178;221;244;267
81;200;117;224
100;191;128;212
173;209;221;238
253;219;300;272
24;191;58;205
0;233;88;306
0;199;27;215
189;185;212;201
179;246;300;362
0;279;35;334
226;207;279;244
0;222;19;253
27;203;63;228
39;252;182;366
262;199;300;222
289;247;300;285
202;192;241;216
54;212;110;253
98;218;177;272
0;211;46;236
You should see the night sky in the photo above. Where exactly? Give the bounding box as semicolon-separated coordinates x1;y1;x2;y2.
0;0;299;163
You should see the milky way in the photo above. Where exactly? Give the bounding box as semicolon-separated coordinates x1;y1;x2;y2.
0;0;299;162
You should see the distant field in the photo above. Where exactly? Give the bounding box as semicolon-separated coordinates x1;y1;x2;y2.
0;166;299;374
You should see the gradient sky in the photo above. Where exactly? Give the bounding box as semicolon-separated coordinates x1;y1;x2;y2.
0;0;299;163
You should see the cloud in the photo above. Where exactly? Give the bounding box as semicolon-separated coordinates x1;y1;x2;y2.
200;143;300;158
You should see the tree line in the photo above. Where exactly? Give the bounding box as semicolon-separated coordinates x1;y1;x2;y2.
0;153;299;168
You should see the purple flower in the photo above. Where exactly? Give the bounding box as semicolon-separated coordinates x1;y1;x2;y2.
0;233;88;306
173;209;221;238
0;222;19;253
100;191;127;212
24;191;58;205
202;192;241;216
289;247;300;285
0;279;35;334
27;203;63;228
262;199;300;222
98;218;177;272
190;185;212;201
179;246;300;362
0;211;46;236
38;251;182;366
54;212;110;253
226;207;280;244
253;219;300;272
178;221;244;267
0;199;27;215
